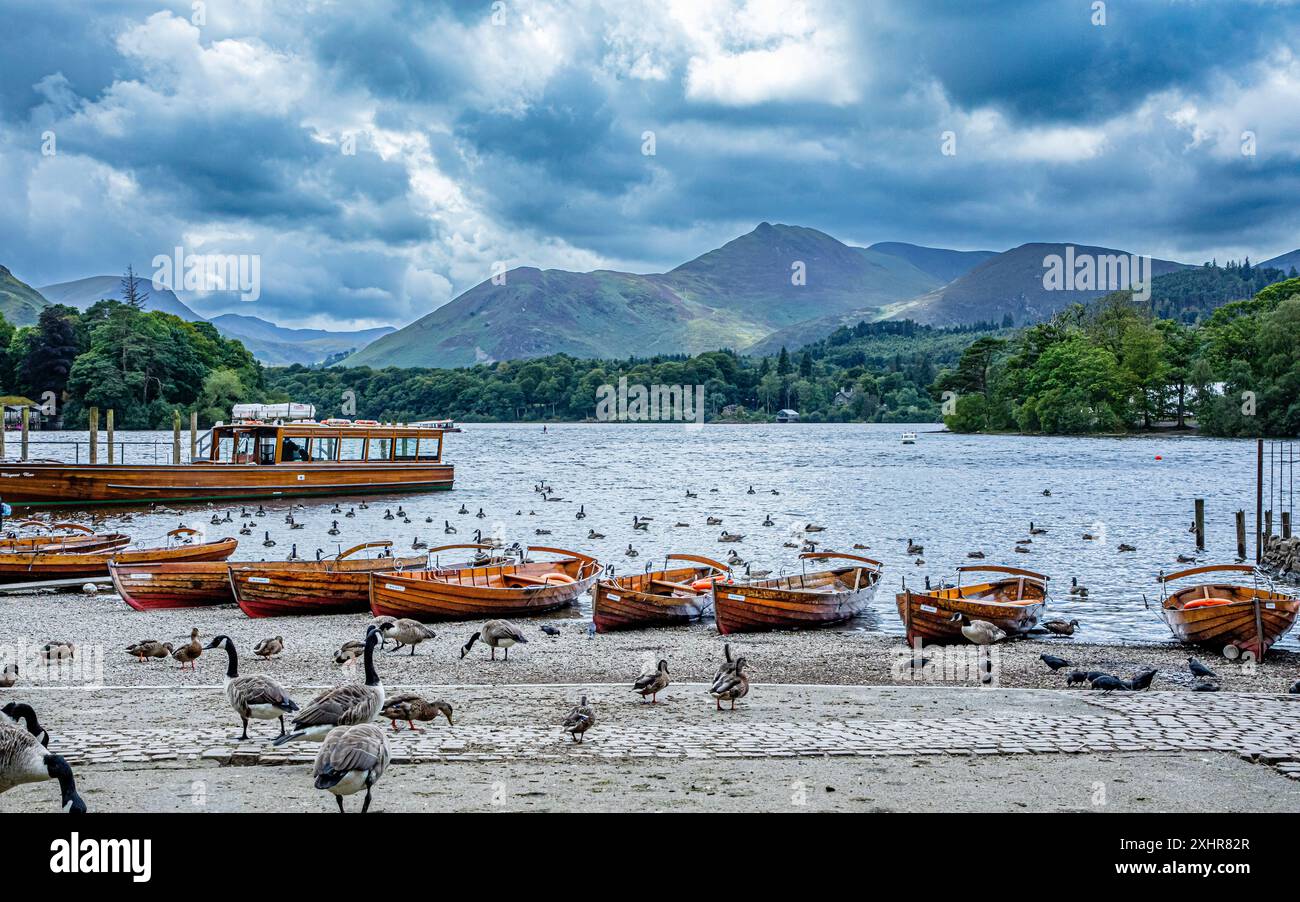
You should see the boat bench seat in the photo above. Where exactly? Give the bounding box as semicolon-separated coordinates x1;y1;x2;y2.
649;579;699;594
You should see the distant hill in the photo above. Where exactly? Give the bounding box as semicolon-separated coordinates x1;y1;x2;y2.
344;223;943;368
0;266;50;326
867;242;998;284
1261;249;1300;274
38;275;205;321
889;243;1189;326
210;314;395;367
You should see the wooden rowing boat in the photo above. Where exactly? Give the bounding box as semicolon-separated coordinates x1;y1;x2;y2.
369;544;601;622
895;565;1048;644
0;534;238;582
712;551;883;635
110;561;235;611
592;554;730;632
1157;564;1299;660
231;542;427;618
1;522;131;554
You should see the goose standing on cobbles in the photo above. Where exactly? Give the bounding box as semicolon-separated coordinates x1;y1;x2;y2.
204;635;300;740
0;719;86;813
314;722;390;814
461;620;528;661
275;626;385;745
561;695;595;742
379;619;437;656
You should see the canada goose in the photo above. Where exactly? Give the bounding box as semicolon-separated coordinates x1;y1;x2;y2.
262;531;275;548
2;702;49;747
1067;577;1087;597
588;529;605;540
710;657;750;711
1082;532;1096;540
289;516;304;530
0;664;16;688
126;640;172;663
906;538;923;555
632;659;670;703
674;522;690;528
287;544;301;561
1029;522;1046;535
39;642;74;664
1176;553;1196;564
718;531;744;543
960;620;1006;645
534;529;552;536
379;694;453;731
379;619;437;656
412;537;428;550
632;516;649;531
204;636;300;740
1187;656;1217;679
457;504;469;515
804;523;826;533
575;505;586;520
1118;543;1137;552
345;508;356;518
476;508;487;519
172;629;202;670
1042;618;1079;636
239;523;253;536
443;521;457;536
328;521;340;536
762;515;774;527
461;620;527;661
625;544;639;558
331;504;342;514
726;549;746;566
254;636;284;659
706;516;723;526
560;695;595;742
966;550;985;559
0;720;85;813
1287;680;1300;694
685;490;697;499
314;722;390;813
744;562;771;579
746;486;755;495
383;509;394;521
276;626;385;745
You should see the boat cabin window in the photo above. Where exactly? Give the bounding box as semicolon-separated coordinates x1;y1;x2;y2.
418;436;440;460
234;431;256;464
339;437;365;461
280;436;310;462
216;435;234;462
258;435;277;465
309;436;338;461
366;437;393;461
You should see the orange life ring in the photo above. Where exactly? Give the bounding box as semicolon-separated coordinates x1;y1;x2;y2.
541;572;575;585
1184;598;1232;609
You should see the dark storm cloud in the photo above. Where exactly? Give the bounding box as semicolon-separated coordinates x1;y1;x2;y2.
0;0;1297;329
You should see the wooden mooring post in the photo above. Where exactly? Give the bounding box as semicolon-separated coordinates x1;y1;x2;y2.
1284;511;1293;540
1264;509;1273;544
1194;498;1205;551
88;407;99;464
106;409;115;464
1256;438;1264;562
1236;510;1248;561
190;411;198;462
0;414;6;459
20;407;29;460
172;409;182;465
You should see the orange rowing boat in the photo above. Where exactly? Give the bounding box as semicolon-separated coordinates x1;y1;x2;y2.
231;542;427;618
1157;564;1299;660
712;551;883;635
0;532;237;583
896;565;1047;644
592;554;730;632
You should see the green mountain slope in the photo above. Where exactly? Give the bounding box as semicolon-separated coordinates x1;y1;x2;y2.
209;314;394;366
345;223;942;368
38;275;205;321
0;266;51;325
867;242;998;284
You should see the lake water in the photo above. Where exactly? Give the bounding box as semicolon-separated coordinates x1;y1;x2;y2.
5;423;1291;650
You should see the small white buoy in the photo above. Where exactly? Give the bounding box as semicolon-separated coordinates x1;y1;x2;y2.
1222;644;1240;661
82;582;99;595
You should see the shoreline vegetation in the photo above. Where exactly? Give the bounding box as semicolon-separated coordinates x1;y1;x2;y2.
1;271;1296;439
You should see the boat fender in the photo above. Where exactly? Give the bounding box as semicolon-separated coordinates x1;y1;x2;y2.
1184;598;1232;609
691;576;724;592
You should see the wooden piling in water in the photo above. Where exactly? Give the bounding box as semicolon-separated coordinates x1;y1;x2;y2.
89;407;99;464
190;411;198;462
1236;510;1247;561
0;414;6;459
1194;498;1205;551
106;409;115;464
20;407;29;460
1284;511;1293;540
1256;438;1264;562
1264;509;1273;544
172;409;181;465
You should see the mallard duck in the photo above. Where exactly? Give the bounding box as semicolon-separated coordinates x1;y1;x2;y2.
378;619;437;656
254;636;284;659
334;640;365;665
171;629;202;670
277;627;385;745
0;664;16;688
0;719;86;813
126;640;173;663
461;620;527;661
1068;577;1088;597
632;659;670;703
710;657;751;711
314;722;390;813
1042;618;1079;636
205;636;300;740
39;642;74;664
906;538;924;555
713;642;736;684
560;695;595;742
960;620;1006;645
379;694;453;731
1;702;49;747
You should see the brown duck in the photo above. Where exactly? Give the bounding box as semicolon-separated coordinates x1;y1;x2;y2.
379;694;453;732
171;629;202;671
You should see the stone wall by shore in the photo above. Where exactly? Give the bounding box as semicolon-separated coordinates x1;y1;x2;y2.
1262;535;1300;582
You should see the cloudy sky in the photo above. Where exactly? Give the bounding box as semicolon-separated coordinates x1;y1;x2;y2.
2;0;1298;330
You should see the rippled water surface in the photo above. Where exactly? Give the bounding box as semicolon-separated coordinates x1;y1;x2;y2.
9;424;1291;650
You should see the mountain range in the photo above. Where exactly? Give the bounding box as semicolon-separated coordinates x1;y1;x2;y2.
0;271;394;366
